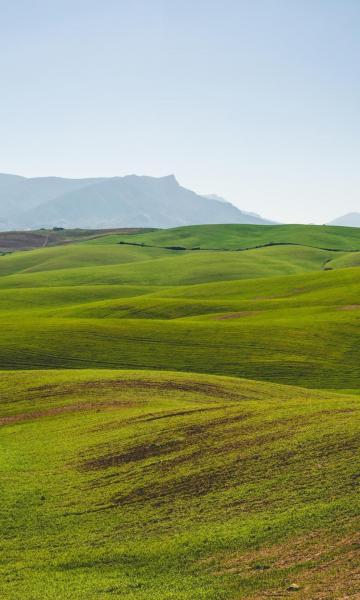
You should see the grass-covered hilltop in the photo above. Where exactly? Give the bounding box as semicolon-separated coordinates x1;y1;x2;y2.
1;223;359;599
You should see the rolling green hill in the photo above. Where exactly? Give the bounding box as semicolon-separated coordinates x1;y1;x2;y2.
325;250;360;269
113;223;360;251
0;244;342;287
1;224;359;598
1;369;359;599
0;229;358;389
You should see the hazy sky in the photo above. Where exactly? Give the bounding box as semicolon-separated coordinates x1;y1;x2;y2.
0;0;359;223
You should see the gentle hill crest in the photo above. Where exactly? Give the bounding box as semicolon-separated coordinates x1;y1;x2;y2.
116;223;360;252
0;223;359;388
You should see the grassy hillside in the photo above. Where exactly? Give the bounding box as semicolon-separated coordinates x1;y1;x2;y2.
1;224;359;598
0;301;358;388
0;244;342;287
0;243;167;277
326;250;360;269
1;369;359;599
0;233;358;388
112;223;360;251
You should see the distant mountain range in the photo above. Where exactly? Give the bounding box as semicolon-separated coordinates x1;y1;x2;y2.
0;173;274;230
328;213;360;227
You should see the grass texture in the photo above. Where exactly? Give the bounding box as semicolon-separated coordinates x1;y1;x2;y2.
1;223;359;598
1;369;359;599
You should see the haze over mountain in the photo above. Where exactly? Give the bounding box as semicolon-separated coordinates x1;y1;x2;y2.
328;213;360;227
204;194;272;222
0;173;274;231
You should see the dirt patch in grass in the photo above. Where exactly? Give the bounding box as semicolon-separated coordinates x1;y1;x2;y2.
183;411;251;435
208;525;360;599
215;311;260;320
90;406;225;433
0;228;149;251
93;408;360;509
105;429;296;507
83;412;253;474
0;400;136;426
338;305;360;311
29;378;238;400
135;405;226;423
82;439;183;471
84;410;343;493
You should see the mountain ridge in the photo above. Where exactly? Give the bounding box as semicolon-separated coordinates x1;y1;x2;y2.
0;173;273;230
328;212;360;227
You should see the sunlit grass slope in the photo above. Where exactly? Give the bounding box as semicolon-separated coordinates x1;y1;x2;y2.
0;241;352;288
0;229;359;388
0;247;337;288
0;243;167;277
0;306;358;388
109;223;360;251
327;250;360;269
1;224;359;599
1;369;359;599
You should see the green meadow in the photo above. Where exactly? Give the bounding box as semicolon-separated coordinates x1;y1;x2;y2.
116;223;360;251
0;224;359;598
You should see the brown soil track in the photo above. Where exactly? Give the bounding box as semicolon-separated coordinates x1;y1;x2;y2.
215;311;260;320
210;527;360;599
29;378;238;399
0;400;136;426
0;227;152;252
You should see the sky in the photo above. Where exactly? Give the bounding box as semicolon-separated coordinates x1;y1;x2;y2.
0;0;359;223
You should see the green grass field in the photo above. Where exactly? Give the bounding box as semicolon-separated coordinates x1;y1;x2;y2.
1;224;359;598
114;223;360;251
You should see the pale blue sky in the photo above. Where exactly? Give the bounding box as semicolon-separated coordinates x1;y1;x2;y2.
0;0;359;223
